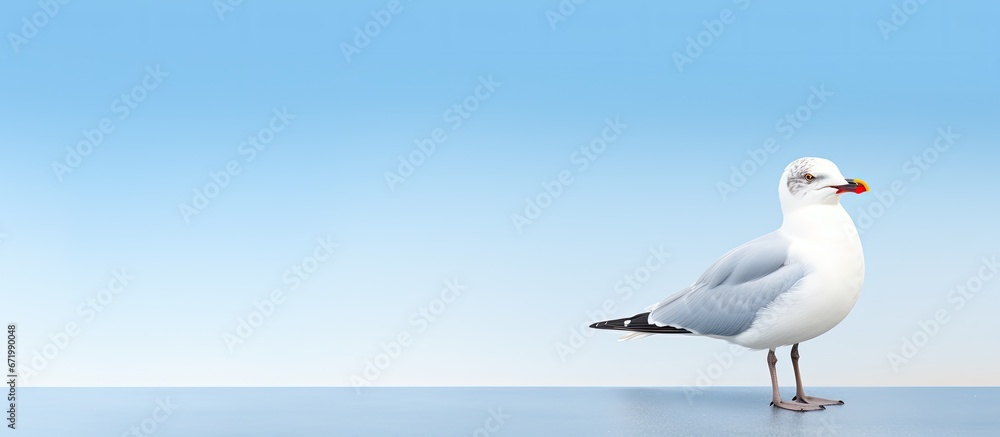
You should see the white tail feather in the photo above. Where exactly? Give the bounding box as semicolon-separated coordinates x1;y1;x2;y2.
618;332;653;342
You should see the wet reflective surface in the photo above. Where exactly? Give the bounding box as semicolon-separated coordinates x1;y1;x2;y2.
14;387;998;436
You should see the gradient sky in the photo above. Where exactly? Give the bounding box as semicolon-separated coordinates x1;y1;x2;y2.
1;1;998;388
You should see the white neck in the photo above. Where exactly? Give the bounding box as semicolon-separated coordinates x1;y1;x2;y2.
780;203;858;242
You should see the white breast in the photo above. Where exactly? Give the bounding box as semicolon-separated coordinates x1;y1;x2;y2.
731;204;865;350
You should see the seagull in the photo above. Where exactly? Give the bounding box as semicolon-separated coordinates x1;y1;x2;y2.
590;157;869;412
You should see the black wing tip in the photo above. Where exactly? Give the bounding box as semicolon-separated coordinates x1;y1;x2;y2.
588;317;631;331
589;312;691;334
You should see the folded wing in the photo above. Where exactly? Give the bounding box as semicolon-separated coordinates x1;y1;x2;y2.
647;232;806;337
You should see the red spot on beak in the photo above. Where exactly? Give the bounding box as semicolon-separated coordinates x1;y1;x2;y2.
835;178;869;194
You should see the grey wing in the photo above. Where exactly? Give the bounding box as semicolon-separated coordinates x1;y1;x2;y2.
647;232;806;337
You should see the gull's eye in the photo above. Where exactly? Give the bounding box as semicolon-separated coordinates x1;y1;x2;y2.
804;173;815;182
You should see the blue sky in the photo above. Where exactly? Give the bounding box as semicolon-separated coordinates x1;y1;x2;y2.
1;1;998;387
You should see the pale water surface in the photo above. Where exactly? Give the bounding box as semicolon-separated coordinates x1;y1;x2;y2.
12;387;998;436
